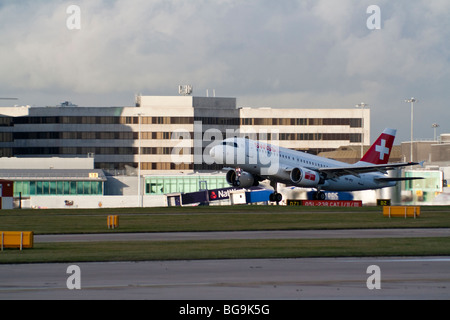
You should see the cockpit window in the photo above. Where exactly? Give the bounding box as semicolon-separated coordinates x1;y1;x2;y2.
222;141;238;148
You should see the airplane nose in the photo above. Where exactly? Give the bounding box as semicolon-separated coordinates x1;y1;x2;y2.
210;146;216;158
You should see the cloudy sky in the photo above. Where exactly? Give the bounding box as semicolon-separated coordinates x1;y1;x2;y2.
0;0;449;143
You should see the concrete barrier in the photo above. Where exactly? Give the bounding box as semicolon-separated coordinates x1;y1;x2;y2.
107;215;119;229
0;231;34;250
28;195;167;209
383;206;420;218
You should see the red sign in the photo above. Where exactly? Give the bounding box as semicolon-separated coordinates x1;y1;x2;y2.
301;200;362;207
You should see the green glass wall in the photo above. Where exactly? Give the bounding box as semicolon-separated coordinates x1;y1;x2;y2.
14;181;103;197
404;171;443;203
145;176;228;195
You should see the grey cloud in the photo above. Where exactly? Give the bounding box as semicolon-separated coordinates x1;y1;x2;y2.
0;0;449;141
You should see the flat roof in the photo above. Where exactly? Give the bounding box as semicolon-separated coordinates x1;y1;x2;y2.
0;169;106;181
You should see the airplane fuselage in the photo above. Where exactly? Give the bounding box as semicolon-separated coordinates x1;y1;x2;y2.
211;137;396;192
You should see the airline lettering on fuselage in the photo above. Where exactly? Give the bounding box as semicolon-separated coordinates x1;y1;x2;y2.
255;142;278;153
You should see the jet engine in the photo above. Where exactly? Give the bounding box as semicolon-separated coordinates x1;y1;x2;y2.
226;169;258;188
290;167;320;187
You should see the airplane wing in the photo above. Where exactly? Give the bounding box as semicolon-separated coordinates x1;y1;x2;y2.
317;162;420;179
374;177;424;182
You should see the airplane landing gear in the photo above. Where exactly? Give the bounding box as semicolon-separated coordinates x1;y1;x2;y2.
314;190;326;200
269;192;283;203
232;168;242;187
269;180;282;203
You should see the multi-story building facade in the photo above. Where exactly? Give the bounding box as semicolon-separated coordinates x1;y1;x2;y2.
0;95;370;175
239;107;369;154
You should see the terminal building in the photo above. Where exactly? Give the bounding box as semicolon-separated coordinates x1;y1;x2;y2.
0;94;370;175
0;93;373;207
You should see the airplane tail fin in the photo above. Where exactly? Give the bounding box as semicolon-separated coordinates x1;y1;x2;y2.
358;128;396;165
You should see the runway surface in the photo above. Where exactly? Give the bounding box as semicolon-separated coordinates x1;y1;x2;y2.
1;257;449;300
35;228;450;243
4;229;450;300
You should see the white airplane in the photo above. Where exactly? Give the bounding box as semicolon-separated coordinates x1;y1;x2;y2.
209;128;422;202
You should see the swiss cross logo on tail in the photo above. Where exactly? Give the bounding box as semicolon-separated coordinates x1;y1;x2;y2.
375;139;390;160
360;128;396;165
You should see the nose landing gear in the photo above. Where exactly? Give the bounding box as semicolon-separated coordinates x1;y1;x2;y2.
232;168;242;187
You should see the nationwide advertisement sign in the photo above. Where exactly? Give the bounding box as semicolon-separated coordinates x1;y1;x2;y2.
208;187;242;201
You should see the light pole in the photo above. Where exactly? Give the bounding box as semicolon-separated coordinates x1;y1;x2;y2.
355;102;368;158
432;123;440;142
404;98;417;162
136;113;143;207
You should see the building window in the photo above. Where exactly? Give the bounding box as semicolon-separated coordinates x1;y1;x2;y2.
349;118;362;128
14;180;103;196
144;176;228;195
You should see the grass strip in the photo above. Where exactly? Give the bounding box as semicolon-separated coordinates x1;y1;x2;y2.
1;237;449;264
1;209;450;234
